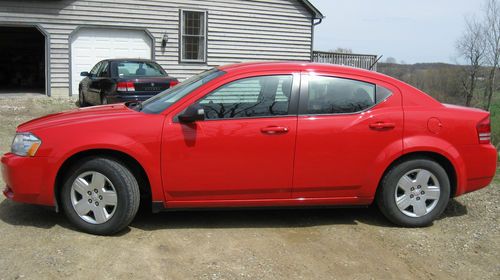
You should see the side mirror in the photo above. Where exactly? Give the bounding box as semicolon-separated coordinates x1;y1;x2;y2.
178;104;205;123
80;71;90;77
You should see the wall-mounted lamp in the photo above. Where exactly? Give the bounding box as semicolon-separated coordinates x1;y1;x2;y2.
162;33;169;48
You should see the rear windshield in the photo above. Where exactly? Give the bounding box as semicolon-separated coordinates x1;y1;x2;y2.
115;61;166;77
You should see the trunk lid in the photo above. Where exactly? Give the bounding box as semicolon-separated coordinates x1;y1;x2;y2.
117;76;178;94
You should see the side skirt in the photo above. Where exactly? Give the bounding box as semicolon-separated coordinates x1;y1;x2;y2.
151;197;374;213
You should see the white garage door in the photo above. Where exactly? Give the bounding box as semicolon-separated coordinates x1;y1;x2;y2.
70;28;152;96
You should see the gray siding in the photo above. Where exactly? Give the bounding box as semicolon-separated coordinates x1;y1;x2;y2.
0;0;314;96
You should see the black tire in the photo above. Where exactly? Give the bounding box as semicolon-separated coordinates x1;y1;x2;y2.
376;158;450;227
78;89;89;107
101;94;108;105
60;157;140;235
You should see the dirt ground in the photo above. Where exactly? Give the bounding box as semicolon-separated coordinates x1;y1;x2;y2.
0;96;498;280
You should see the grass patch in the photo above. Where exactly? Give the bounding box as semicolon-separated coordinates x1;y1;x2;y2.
487;92;500;161
488;94;500;152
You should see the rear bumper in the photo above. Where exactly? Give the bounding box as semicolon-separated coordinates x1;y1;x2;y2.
457;144;497;196
107;93;157;103
1;153;53;206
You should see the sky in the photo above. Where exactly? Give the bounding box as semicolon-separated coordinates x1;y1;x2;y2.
309;0;484;64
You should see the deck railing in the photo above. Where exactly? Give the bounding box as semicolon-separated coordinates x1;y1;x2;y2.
312;51;378;71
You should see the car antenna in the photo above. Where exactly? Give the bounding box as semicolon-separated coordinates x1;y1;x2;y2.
369;55;383;71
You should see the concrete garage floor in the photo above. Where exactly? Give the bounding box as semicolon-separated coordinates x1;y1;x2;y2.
0;96;498;280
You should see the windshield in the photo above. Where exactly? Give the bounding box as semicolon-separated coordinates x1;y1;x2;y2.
116;61;166;77
140;68;226;114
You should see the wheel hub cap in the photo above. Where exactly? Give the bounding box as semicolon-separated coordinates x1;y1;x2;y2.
394;168;441;218
70;171;118;224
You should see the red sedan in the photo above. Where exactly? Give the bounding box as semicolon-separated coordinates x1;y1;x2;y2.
1;62;496;235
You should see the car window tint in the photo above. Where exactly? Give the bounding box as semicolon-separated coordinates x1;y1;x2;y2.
198;75;292;120
98;62;109;78
376;85;393;103
117;62;165;77
307;76;376;114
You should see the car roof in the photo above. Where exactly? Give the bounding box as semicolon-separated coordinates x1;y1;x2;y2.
217;61;398;83
103;58;158;63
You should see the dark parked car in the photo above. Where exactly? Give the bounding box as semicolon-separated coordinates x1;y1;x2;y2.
78;59;179;106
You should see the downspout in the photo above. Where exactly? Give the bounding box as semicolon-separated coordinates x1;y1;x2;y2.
313;18;323;26
310;18;323;62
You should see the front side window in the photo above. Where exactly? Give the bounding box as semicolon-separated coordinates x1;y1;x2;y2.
181;10;207;63
307;76;378;114
197;75;292;120
97;62;109;77
90;62;102;76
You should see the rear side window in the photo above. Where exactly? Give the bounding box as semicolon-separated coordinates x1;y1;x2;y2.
306;76;391;114
197;75;292;119
376;85;392;103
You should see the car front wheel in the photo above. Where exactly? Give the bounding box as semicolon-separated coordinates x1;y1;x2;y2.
101;94;108;105
78;89;88;107
60;157;140;235
376;158;450;227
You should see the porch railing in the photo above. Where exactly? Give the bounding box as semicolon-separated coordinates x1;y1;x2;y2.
312;51;378;71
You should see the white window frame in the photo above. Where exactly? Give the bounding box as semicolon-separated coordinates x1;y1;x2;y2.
179;9;208;63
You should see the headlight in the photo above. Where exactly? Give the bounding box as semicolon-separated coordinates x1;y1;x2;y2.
11;133;42;157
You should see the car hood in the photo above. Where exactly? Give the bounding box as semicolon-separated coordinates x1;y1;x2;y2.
18;103;138;132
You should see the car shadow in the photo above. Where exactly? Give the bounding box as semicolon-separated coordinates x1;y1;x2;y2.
440;198;468;219
0;199;67;229
131;198;468;230
0;198;468;233
131;205;395;231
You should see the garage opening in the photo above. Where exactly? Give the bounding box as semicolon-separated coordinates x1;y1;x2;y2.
0;26;46;95
70;28;152;96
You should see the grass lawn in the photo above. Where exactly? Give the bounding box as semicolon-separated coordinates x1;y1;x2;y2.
487;93;500;158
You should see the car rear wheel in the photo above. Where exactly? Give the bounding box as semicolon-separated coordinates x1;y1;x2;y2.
60;157;140;235
376;158;450;227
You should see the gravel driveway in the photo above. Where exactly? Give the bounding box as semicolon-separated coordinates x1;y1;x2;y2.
0;97;498;280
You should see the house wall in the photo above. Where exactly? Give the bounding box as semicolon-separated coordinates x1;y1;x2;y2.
0;0;314;97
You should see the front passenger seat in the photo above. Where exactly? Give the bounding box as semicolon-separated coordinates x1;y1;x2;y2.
135;65;146;76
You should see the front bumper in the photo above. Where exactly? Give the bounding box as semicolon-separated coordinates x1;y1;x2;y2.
1;153;54;206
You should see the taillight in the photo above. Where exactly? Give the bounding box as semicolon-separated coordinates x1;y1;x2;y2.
116;81;135;92
477;116;491;144
169;80;179;88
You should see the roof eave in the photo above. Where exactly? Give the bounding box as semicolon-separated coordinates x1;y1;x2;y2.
299;0;324;19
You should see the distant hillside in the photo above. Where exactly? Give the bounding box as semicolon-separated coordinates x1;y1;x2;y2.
378;62;500;147
377;62;467;105
378;63;465;79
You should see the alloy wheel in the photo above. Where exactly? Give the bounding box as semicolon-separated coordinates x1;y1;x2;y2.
394;168;441;218
70;171;118;224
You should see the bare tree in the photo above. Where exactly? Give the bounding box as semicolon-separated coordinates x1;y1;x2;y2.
329;48;353;54
385;57;397;64
456;17;487;106
484;0;500;110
